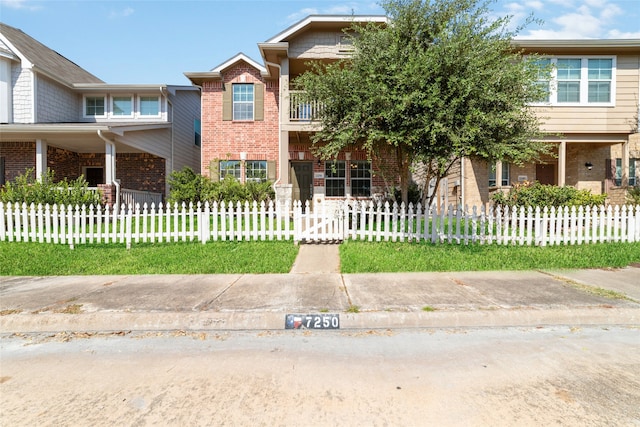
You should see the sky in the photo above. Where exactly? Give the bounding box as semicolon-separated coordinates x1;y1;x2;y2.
1;0;639;86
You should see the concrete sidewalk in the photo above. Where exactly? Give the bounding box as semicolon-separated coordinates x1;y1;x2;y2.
1;263;638;333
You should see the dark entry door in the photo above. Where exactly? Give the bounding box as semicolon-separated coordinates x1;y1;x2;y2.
291;162;313;205
536;164;555;185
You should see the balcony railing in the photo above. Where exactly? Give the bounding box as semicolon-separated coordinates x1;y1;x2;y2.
289;91;323;122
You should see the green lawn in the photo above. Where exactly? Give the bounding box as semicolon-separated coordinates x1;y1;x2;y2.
0;241;299;275
340;241;640;273
1;240;639;276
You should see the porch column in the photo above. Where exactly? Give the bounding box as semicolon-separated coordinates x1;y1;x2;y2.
35;139;47;181
104;140;116;184
558;141;566;187
622;139;630;186
495;161;503;188
278;58;290;185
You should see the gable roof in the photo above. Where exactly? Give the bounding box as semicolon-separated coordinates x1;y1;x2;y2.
265;15;388;44
211;52;267;74
185;52;268;85
0;22;104;85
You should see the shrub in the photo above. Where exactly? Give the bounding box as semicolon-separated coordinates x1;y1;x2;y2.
627;186;640;206
0;168;103;207
167;167;275;206
491;181;607;209
166;167;208;205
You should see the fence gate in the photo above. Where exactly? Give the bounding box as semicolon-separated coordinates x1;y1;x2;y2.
293;200;347;243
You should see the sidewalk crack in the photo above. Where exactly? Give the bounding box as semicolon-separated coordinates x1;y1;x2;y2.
196;276;244;311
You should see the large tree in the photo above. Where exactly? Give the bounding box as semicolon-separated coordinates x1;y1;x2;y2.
296;0;551;206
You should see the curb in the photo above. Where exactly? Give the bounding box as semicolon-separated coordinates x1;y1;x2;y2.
2;307;639;334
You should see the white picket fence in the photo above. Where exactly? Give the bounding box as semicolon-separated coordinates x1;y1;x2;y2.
331;201;640;246
1;200;639;247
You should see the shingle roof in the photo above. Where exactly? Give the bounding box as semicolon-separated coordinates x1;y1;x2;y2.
0;22;104;85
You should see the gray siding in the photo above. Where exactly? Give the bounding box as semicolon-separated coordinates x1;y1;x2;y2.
12;65;33;123
36;74;79;123
168;87;201;173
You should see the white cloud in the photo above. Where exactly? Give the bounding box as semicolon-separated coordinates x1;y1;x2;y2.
109;7;135;19
0;0;41;11
525;1;545;10
286;8;319;24
608;29;640;38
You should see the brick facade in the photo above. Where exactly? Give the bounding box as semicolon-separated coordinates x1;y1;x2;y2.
0;141;35;182
200;64;279;178
1;143;164;197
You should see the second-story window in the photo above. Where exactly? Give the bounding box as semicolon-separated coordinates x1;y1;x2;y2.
557;59;582;103
233;84;254;121
139;96;160;116
533;57;616;106
84;96;105;117
588;59;612;103
112;96;133;117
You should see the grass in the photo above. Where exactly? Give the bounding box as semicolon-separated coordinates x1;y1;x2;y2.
0;241;299;275
339;241;640;273
1;239;639;276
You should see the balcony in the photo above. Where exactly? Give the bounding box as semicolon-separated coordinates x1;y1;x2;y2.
286;91;323;129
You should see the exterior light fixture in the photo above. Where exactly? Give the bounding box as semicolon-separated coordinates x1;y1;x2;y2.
298;151;305;160
240;152;247;161
585;162;593;170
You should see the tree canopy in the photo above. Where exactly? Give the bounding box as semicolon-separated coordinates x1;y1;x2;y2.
296;0;552;205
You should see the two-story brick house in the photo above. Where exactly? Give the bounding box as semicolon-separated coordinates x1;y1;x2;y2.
0;22;201;205
186;15;399;209
188;15;639;210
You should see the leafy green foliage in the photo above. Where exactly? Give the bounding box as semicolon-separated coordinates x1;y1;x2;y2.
490;182;607;208
167;167;275;206
296;0;551;205
626;186;640;205
0;168;103;206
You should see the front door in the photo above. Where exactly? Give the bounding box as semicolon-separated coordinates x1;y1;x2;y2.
536;164;555;185
291;162;313;207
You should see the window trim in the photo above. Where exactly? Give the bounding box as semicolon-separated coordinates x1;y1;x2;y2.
138;95;161;118
232;83;254;121
531;56;616;107
110;95;134;118
83;95;107;118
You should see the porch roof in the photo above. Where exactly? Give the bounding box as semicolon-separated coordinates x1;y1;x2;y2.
0;122;171;153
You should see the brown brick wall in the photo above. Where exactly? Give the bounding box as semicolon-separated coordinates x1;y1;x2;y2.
0;142;36;183
116;153;165;195
200;64;279;178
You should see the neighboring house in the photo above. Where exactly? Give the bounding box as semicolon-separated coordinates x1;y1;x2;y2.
0;22;201;206
186;15;397;209
449;39;640;208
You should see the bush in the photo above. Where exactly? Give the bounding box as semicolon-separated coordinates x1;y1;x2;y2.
627;186;640;206
491;181;607;209
0;168;103;207
167;167;275;206
166;167;208;205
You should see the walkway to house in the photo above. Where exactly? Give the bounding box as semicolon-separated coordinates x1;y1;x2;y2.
289;243;341;274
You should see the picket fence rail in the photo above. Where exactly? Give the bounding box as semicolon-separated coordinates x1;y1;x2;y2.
0;200;639;247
